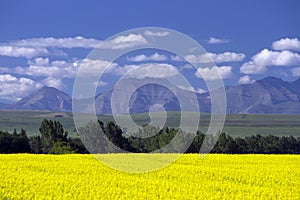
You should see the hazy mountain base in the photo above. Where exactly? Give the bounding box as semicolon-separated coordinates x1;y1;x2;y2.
0;111;300;138
3;76;300;115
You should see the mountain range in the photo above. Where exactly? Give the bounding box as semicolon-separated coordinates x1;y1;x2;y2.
6;87;72;112
2;76;300;114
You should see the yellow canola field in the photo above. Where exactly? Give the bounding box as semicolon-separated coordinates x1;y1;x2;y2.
0;154;299;199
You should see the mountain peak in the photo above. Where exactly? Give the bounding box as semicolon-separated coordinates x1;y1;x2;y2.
40;86;60;92
8;86;72;111
256;76;286;88
41;85;55;89
38;86;70;97
259;76;283;83
2;76;300;114
292;77;300;85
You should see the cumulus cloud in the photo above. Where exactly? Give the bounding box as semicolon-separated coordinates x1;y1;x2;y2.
41;77;63;89
185;52;245;64
0;57;122;98
143;30;169;37
196;88;208;94
79;59;181;79
123;63;179;79
93;80;108;87
252;49;300;66
79;59;120;76
0;34;151;61
272;38;300;51
0;46;49;58
208;37;229;44
195;66;233;80
240;61;267;74
9;36;102;49
4;58;121;79
240;49;300;74
177;85;207;94
0;74;41;101
1;34;147;59
238;75;255;84
170;55;184;62
209;52;245;63
127;53;168;62
100;34;148;49
26;59;79;78
1;58;80;92
28;57;49;65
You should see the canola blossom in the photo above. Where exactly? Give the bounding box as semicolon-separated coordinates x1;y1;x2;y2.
0;154;299;199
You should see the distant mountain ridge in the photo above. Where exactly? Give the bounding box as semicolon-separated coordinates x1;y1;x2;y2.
7;86;72;111
224;77;300;114
2;76;300;114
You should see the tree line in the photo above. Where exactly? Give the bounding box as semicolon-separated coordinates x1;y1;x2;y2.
0;119;300;154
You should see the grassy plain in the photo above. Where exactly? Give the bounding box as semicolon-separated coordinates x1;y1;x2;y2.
0;110;300;137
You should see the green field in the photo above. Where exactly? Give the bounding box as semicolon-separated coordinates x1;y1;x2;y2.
0;110;77;136
0;110;300;137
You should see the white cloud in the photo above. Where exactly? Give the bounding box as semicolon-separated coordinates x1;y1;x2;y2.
127;53;167;62
241;49;300;74
1;59;79;91
177;85;207;94
0;34;148;59
240;61;267;74
4;58;121;80
123;63;179;79
0;46;49;58
238;75;255;84
0;74;41;101
0;36;101;59
170;55;184;62
128;54;148;62
0;66;26;74
185;54;205;64
272;38;300;51
185;52;245;64
195;66;233;80
26;65;60;77
28;57;49;65
291;67;300;76
181;64;193;70
42;77;63;89
252;49;300;66
93;80;108;87
143;30;169;37
100;34;148;49
79;59;120;76
76;59;181;80
26;60;78;78
0;58;121;97
196;88;207;94
209;52;245;63
208;37;229;44
9;36;102;49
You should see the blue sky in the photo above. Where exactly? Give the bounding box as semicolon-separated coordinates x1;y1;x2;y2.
0;0;300;102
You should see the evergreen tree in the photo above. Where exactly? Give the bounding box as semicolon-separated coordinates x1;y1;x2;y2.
39;119;69;153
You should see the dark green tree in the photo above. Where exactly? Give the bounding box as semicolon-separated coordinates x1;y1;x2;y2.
0;130;31;153
39;119;69;153
187;131;205;153
50;141;75;154
29;135;42;153
234;137;248;153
